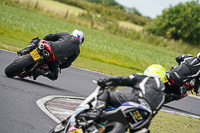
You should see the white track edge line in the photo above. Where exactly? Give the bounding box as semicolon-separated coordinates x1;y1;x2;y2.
161;109;200;118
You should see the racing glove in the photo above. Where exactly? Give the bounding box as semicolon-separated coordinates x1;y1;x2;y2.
97;78;108;88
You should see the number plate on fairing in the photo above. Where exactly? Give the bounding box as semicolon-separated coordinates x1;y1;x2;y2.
30;49;41;61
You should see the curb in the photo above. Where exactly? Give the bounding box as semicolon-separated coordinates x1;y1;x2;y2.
36;95;85;123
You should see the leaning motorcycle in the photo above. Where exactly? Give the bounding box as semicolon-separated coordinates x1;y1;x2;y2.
163;70;195;104
49;82;152;133
5;40;55;79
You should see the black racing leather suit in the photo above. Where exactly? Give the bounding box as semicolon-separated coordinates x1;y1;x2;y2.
98;73;165;130
165;54;200;101
27;32;80;80
169;54;200;86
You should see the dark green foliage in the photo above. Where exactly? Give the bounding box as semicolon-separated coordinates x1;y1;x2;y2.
86;0;119;6
144;0;200;44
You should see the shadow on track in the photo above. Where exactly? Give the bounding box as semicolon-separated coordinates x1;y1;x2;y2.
3;75;75;93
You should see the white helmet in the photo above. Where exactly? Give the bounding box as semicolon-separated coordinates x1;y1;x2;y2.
71;29;85;45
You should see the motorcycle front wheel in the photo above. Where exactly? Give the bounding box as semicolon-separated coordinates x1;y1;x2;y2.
103;122;125;133
5;54;34;78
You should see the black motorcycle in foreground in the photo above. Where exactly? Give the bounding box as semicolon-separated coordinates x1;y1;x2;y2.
50;81;152;133
5;40;55;79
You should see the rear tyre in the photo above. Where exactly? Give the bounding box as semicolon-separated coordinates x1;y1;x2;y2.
103;122;125;133
5;54;34;78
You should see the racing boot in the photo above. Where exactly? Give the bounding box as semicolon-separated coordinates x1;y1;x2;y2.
17;37;40;56
194;86;200;95
79;100;106;120
32;69;50;80
96;100;106;109
17;43;37;56
17;48;31;56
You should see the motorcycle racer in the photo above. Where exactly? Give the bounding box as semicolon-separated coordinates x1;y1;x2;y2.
96;64;166;132
17;29;84;80
165;53;200;103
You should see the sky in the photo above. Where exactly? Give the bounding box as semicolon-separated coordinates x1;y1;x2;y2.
115;0;196;18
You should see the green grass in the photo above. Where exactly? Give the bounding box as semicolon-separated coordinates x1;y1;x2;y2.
25;0;86;15
118;21;143;31
0;2;182;72
0;2;200;133
18;0;144;32
150;112;200;133
73;56;136;76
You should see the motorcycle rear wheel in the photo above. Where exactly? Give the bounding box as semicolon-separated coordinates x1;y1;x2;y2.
5;54;34;78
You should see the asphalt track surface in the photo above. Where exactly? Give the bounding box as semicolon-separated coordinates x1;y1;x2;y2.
0;49;200;133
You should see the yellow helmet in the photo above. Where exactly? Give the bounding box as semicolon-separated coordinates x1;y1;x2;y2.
143;64;166;81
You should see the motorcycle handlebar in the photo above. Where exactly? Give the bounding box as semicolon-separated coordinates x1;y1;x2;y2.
92;80;111;90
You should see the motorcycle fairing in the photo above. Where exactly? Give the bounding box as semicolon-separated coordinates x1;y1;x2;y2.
119;102;152;129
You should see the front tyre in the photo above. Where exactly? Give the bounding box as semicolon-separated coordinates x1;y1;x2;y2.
5;54;34;78
103;122;125;133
